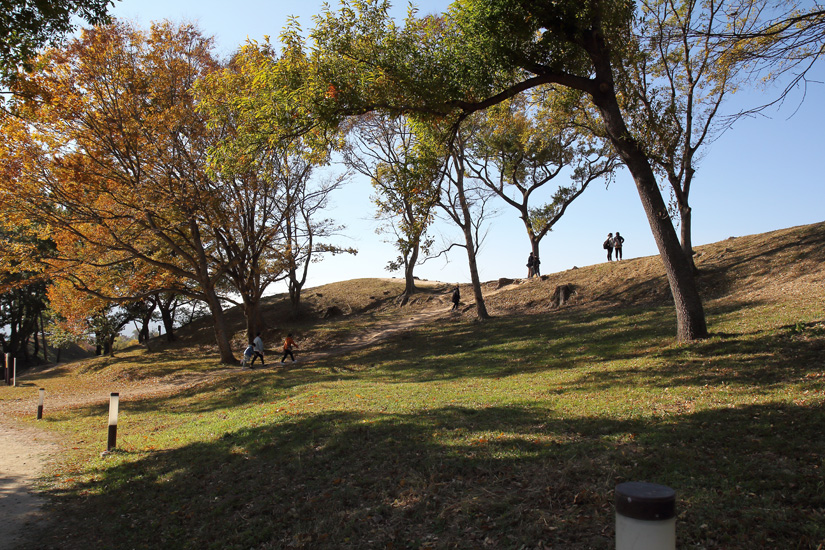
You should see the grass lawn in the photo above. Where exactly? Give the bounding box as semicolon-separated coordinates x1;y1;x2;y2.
2;224;824;549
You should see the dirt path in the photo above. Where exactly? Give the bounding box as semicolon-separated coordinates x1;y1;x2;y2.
0;296;457;549
0;420;59;550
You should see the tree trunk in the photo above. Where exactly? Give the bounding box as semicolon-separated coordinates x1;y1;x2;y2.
288;268;304;318
39;311;48;362
242;297;263;343
583;30;707;342
456;170;490;320
594;99;707;340
204;286;237;364
402;244;419;303
464;233;489;319
530;239;541;276
159;303;176;342
139;309;153;343
680;204;698;274
107;334;116;357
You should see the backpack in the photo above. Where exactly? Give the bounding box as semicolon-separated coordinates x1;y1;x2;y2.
603;239;611;250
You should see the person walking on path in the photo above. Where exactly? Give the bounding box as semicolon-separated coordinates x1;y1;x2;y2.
251;331;265;365
281;333;296;363
527;252;535;278
242;343;255;368
604;233;614;262
451;285;461;311
613;232;625;260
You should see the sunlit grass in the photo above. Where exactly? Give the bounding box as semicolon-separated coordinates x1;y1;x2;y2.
4;223;825;549
7;293;823;549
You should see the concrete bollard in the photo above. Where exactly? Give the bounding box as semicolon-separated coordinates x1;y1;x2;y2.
4;353;9;386
37;388;45;419
107;393;120;451
12;358;16;386
615;481;676;550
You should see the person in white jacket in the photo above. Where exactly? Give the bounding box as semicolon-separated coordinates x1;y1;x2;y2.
252;332;265;366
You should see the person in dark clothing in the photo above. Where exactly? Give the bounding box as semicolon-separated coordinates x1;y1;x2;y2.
527;252;535;278
451;285;460;310
604;233;614;261
532;255;541;277
613;232;625;260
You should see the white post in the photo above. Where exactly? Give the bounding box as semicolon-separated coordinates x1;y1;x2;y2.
107;393;120;451
615;482;676;550
37;388;45;419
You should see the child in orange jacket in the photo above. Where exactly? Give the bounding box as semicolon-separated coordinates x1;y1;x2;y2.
281;333;296;362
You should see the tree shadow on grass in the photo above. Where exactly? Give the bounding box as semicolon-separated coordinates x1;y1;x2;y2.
314;305;687;385
31;401;825;550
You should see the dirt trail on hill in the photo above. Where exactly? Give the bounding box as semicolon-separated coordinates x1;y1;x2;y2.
0;293;463;549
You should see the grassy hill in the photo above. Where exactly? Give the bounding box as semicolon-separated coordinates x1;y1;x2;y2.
2;222;824;549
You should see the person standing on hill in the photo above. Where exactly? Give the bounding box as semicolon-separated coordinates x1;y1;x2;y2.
451;284;461;310
613;232;625;260
533;255;541;277
604;233;614;262
251;331;265;365
527;252;535;278
281;333;296;363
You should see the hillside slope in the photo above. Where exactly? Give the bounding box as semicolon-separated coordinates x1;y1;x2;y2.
170;221;825;354
1;222;823;550
468;221;825;320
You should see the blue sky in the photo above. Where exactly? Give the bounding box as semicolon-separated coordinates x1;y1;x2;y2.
111;0;825;289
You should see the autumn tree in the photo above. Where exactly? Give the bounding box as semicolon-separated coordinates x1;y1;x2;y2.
47;278;123;357
199;39;354;322
0;278;50;363
288;0;709;341
610;0;784;272
128;291;182;345
43;314;84;363
0;0;114;84
0;21;246;363
466;90;620;264
437;123;497;319
0;225;52;364
342;113;442;302
282;171;353;317
705;3;824;105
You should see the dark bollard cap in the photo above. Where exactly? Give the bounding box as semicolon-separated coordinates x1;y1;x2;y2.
615;482;676;521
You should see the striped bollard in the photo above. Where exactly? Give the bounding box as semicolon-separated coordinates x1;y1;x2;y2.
615;482;676;550
37;388;45;419
107;393;120;451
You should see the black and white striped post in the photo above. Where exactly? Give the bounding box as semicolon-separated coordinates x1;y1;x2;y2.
615;482;676;550
37;388;45;419
107;392;120;451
